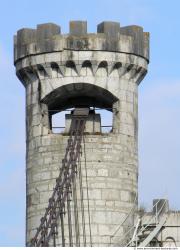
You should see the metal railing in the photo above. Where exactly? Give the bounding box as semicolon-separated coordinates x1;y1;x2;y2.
52;125;113;133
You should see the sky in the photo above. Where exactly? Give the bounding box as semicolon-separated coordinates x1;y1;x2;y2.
0;0;180;246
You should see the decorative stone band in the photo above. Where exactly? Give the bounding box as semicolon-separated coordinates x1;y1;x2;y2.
15;50;147;88
14;21;149;63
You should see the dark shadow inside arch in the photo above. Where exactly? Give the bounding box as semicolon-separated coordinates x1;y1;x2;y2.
42;82;118;114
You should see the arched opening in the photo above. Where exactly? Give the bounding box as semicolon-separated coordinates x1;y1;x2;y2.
37;64;48;79
43;82;117;111
42;82;118;134
81;60;92;76
51;62;61;78
65;61;77;76
163;237;176;247
96;61;108;76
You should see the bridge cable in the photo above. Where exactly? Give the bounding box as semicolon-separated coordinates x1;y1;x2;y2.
30;108;89;247
83;133;92;246
78;144;87;246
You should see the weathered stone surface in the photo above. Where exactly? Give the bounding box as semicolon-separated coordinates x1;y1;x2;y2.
14;21;149;63
37;23;61;41
14;21;149;247
97;21;120;38
70;20;87;35
120;25;144;55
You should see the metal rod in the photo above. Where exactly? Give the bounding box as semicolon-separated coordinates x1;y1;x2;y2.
49;107;112;112
60;207;65;247
52;125;112;129
78;150;86;246
67;190;73;246
83;134;92;246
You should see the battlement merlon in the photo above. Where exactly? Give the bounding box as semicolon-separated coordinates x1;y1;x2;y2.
14;21;149;63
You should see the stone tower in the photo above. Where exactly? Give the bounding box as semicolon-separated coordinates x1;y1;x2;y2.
14;21;149;246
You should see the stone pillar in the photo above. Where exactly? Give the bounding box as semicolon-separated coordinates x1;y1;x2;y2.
14;21;149;246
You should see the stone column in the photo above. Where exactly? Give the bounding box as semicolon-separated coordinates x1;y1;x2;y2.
14;20;149;246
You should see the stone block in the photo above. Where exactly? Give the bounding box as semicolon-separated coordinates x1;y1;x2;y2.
26;83;32;96
42;137;51;146
27;192;40;206
108;169;119;178
44;157;52;165
89;181;106;189
37;23;61;41
88;189;101;200
31;92;39;104
31;115;41;126
17;28;36;45
35;183;49;192
106;180;121;189
98;224;115;236
143;32;149;59
126;91;134;103
120;190;130;202
90;224;98;235
106;200;114;208
120;25;144;55
111;211;126;225
42;126;49;136
83;199;95;208
97;168;108;177
69;21;87;35
32;80;39;93
34;54;45;64
32;125;42;137
92;211;106;224
120;112;134;125
26;93;31;106
95;200;105;206
41;171;51;181
97;21;120;38
82;169;97;177
102;189;119;200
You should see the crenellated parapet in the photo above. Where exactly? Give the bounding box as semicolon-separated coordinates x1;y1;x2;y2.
14;21;149;115
14;21;149;63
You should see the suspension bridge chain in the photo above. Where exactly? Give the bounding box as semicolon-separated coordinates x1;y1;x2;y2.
30;108;90;247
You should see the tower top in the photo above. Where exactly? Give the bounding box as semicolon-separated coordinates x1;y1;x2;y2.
14;21;149;63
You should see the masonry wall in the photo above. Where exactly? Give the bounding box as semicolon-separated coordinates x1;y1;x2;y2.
14;21;149;246
27;134;138;246
25;70;139;246
141;211;180;247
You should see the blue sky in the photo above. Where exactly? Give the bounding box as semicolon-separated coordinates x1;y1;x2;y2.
0;0;180;246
